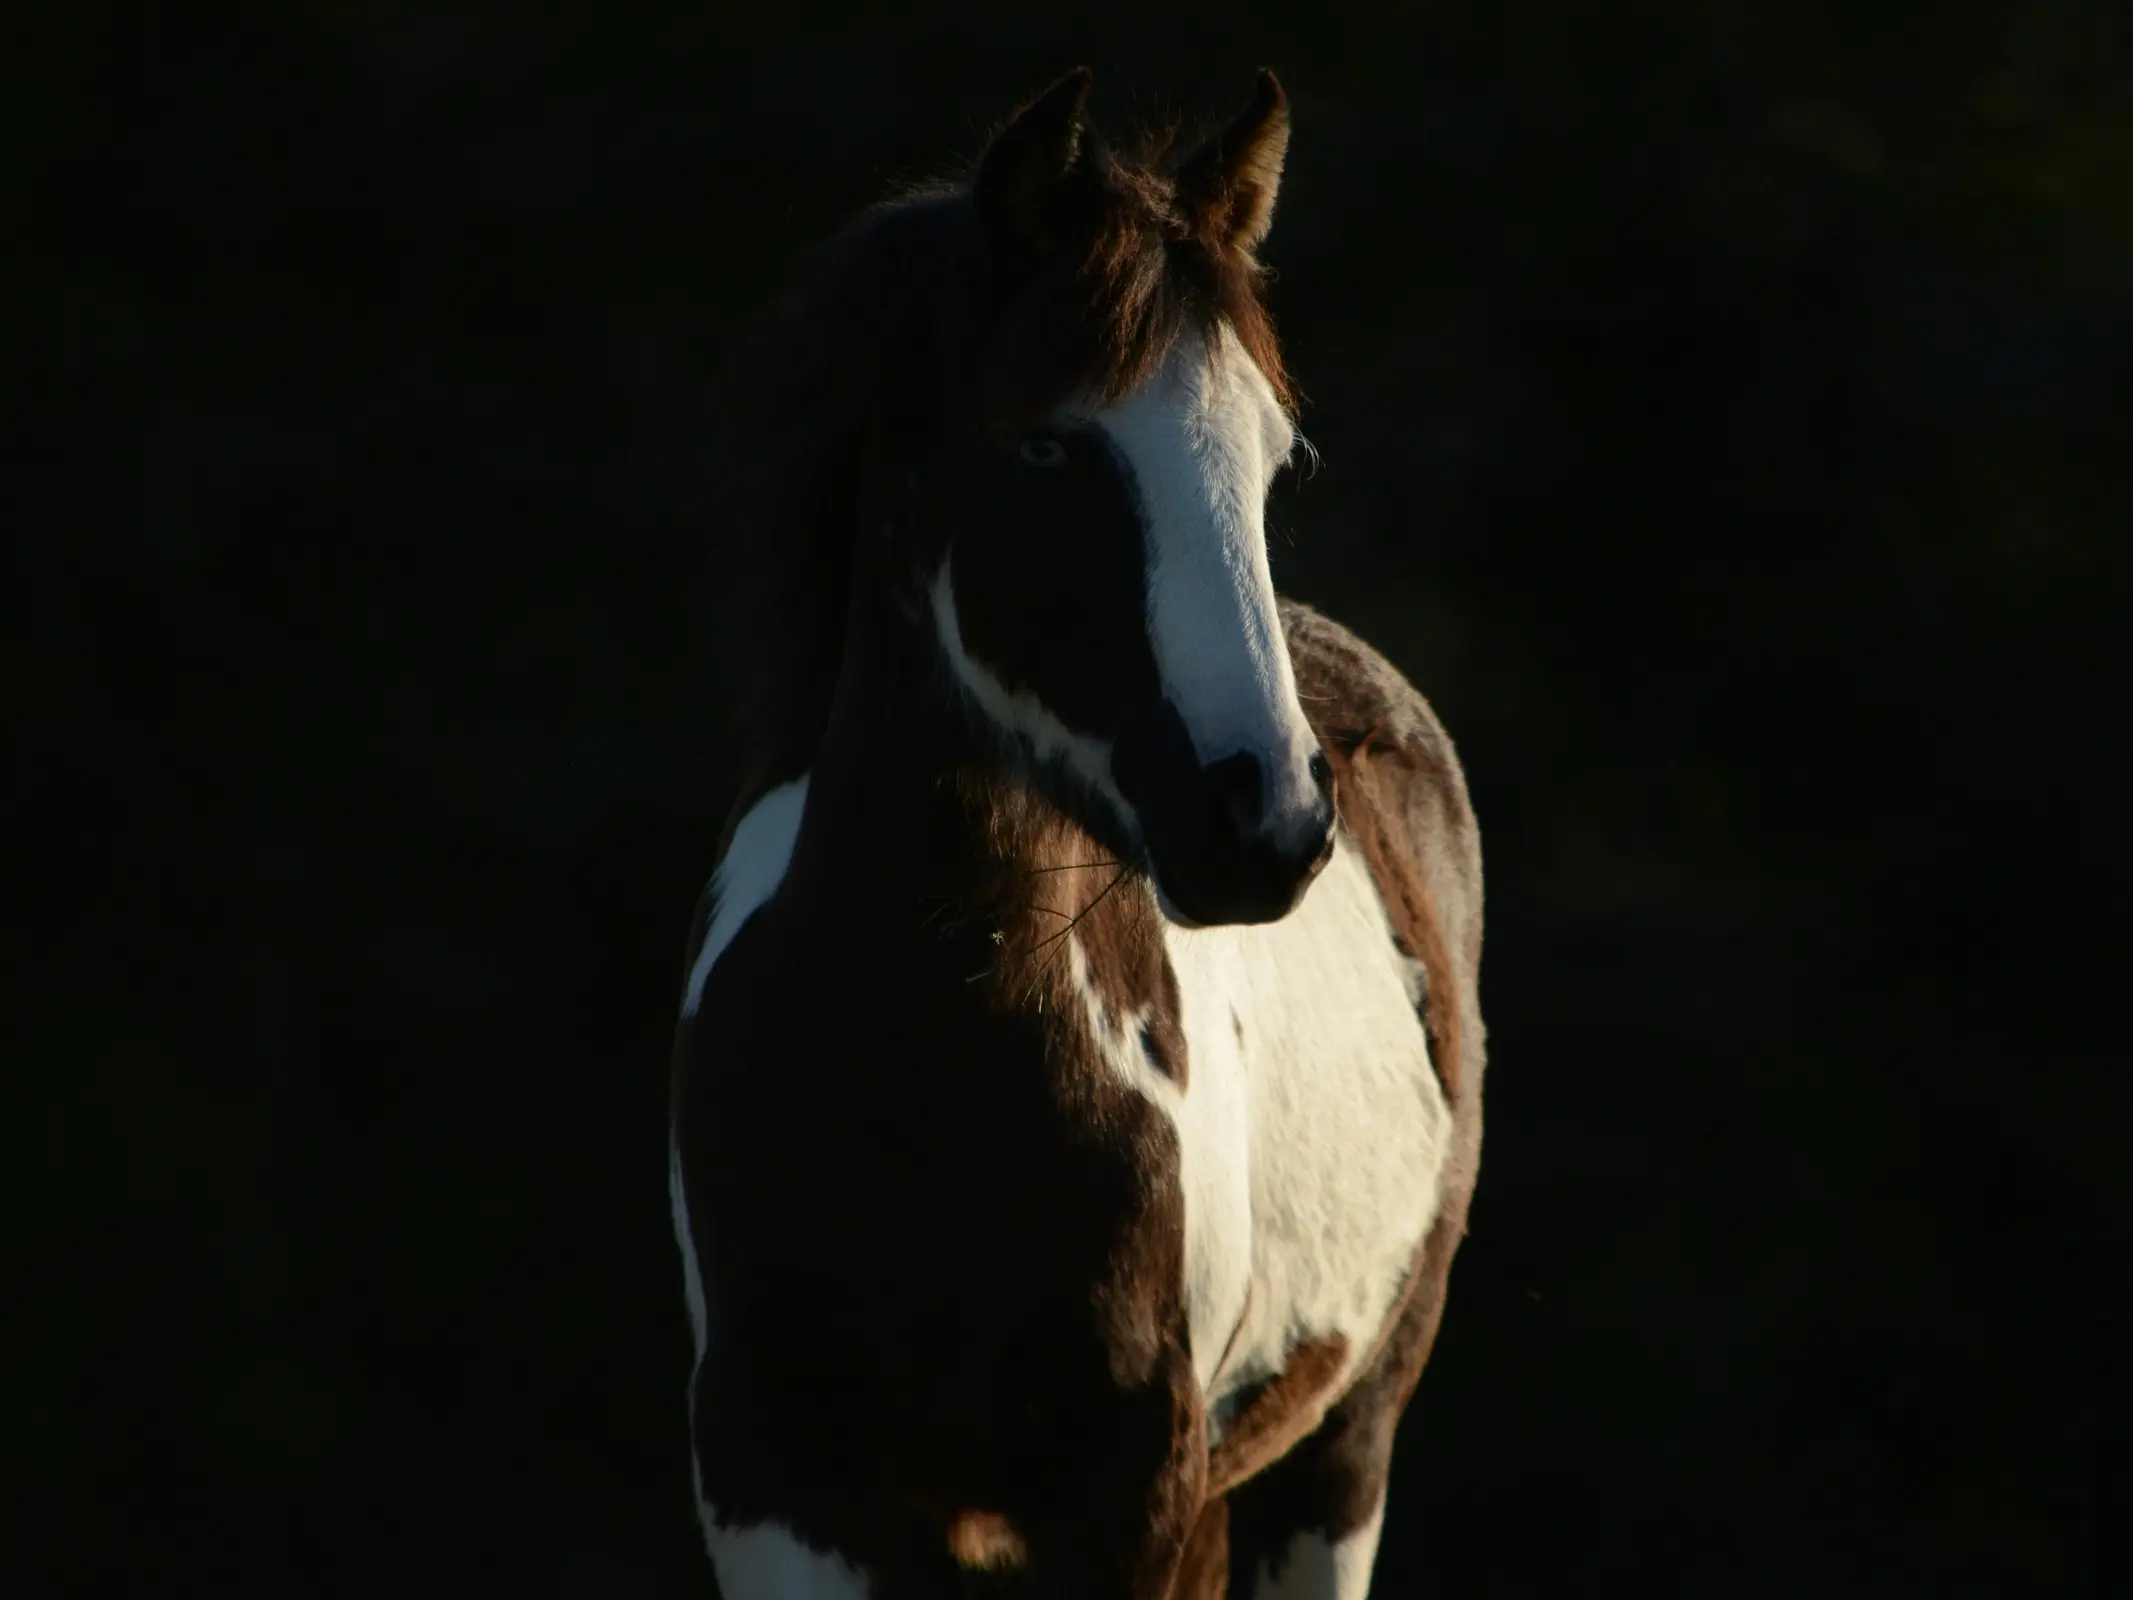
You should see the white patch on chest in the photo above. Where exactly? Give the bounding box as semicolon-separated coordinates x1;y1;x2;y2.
681;775;811;1020
1069;834;1451;1425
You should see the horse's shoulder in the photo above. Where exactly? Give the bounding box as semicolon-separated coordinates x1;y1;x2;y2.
1277;595;1485;1099
1279;600;1471;821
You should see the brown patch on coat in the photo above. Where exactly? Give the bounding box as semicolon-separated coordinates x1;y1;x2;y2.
951;799;1192;1091
1069;872;1190;1089
1205;1334;1352;1499
1173;1493;1231;1600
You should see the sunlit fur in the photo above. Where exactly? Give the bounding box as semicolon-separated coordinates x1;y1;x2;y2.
1066;835;1452;1426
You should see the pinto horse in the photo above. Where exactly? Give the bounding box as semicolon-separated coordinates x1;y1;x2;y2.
668;68;1486;1599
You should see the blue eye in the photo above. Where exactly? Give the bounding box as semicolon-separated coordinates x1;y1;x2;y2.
1018;434;1068;468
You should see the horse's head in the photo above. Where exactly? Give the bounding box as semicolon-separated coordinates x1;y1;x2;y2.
922;69;1331;928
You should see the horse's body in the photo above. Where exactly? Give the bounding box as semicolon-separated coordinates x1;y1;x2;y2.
669;71;1485;1599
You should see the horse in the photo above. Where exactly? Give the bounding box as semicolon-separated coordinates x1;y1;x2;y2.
668;68;1486;1599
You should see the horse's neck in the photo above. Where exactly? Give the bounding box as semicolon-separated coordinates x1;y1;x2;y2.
779;602;996;900
777;606;1126;984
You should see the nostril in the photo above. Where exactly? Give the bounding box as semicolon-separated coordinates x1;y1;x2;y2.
1203;752;1266;838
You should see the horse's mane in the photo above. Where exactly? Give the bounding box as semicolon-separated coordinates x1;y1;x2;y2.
710;126;1293;790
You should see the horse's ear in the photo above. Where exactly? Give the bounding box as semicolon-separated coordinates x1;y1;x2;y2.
974;68;1094;256
1176;69;1290;253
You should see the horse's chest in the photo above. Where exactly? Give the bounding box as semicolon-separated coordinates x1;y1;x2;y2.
1076;838;1452;1426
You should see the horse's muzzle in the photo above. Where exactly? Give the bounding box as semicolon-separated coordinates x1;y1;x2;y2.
1147;746;1336;927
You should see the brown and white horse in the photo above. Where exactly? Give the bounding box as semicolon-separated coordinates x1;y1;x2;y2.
669;69;1486;1599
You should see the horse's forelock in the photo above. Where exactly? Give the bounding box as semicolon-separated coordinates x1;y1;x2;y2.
980;144;1294;427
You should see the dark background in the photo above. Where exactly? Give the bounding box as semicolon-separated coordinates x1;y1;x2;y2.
12;1;2131;1592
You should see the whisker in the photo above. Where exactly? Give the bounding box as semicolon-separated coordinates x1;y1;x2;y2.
1025;876;1113;956
961;858;1141;992
1019;863;1131;1006
1295;431;1324;479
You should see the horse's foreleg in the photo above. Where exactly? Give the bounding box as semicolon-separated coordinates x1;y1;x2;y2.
1219;1405;1393;1600
1172;1494;1231;1600
1219;1198;1471;1599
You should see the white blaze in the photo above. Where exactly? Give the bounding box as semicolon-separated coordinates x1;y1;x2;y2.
1093;323;1318;829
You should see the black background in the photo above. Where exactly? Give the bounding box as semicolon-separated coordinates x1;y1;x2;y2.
12;2;2130;1592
